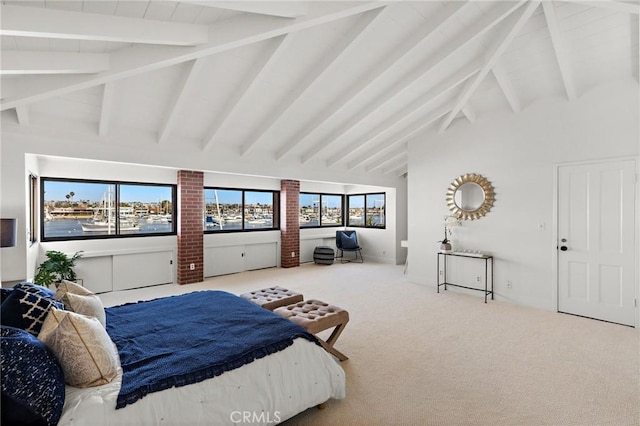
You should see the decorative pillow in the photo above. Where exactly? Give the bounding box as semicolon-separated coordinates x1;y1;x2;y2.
0;287;12;303
0;288;65;335
14;281;56;298
340;232;359;249
1;326;65;426
38;307;118;388
55;280;105;327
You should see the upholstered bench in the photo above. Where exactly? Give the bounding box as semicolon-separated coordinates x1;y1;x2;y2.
239;286;303;311
273;299;349;361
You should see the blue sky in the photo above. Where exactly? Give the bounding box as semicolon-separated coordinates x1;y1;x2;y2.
45;182;379;208
300;194;343;208
44;181;172;203
204;189;273;205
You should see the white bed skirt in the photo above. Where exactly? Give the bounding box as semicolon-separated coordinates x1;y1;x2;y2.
58;338;345;425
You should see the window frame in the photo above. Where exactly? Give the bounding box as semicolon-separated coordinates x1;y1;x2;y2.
346;192;386;229
29;174;38;245
203;186;280;234
299;192;345;229
40;177;177;242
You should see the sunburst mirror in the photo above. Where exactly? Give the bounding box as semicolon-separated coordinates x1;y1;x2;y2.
446;173;495;220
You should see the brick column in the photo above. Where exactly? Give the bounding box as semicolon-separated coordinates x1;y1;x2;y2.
177;170;203;284
280;180;300;268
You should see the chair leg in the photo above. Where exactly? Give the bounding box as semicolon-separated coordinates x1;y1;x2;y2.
340;249;363;263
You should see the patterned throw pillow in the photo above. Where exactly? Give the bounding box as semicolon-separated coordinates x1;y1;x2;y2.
38;307;119;388
0;288;64;335
55;280;106;327
14;281;56;298
1;326;65;426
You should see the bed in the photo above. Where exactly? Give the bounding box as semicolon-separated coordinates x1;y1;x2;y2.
1;286;345;426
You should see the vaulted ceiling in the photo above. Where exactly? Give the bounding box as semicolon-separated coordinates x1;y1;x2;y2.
1;1;638;179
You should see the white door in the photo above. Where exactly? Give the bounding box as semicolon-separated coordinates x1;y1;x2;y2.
557;160;636;326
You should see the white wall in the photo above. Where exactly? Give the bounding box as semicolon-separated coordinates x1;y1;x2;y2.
407;79;639;311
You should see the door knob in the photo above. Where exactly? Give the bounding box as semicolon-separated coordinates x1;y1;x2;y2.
560;246;568;251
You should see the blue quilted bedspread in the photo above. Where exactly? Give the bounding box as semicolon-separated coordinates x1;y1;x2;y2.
106;290;317;409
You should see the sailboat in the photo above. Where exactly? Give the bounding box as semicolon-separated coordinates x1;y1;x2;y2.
81;191;139;233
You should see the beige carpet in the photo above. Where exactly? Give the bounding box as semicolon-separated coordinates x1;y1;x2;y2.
99;262;640;426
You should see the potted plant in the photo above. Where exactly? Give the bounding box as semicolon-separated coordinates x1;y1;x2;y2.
439;228;452;253
439;215;461;253
34;250;83;288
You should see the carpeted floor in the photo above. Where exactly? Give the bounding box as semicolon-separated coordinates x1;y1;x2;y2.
99;262;640;426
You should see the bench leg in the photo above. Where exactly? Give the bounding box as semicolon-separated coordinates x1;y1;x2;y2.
319;340;348;361
318;322;348;361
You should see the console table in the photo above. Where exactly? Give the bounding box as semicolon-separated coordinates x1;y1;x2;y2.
437;252;494;303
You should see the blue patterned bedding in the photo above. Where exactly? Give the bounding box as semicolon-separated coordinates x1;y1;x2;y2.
1;326;65;426
106;290;317;409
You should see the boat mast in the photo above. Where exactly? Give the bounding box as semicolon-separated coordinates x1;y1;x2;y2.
214;190;223;230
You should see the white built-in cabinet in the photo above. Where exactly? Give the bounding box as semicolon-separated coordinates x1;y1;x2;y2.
74;250;174;294
204;243;277;277
73;236;335;292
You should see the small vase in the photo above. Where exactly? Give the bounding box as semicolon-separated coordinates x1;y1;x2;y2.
440;242;452;253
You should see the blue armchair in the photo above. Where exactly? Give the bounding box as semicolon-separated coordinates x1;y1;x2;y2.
335;230;363;263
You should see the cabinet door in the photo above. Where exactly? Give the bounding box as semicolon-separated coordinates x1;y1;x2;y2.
75;257;113;294
112;251;174;291
244;243;277;271
205;246;245;277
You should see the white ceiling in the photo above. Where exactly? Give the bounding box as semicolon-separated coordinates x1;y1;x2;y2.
1;1;638;179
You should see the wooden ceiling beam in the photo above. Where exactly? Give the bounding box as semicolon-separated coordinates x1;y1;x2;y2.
241;7;386;157
378;156;408;175
98;83;114;137
15;106;29;126
348;107;451;170
439;0;540;134
299;0;527;164
492;62;522;113
0;2;388;111
384;163;408;177
461;105;476;124
202;35;291;151
182;1;309;18
1;51;109;75
280;1;470;163
0;4;208;45
327;66;479;168
158;59;204;145
563;0;639;15
365;151;407;173
542;1;578;101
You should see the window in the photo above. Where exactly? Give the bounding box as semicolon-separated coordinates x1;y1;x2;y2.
347;193;385;228
29;174;37;244
204;188;279;233
299;193;343;228
41;178;176;241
